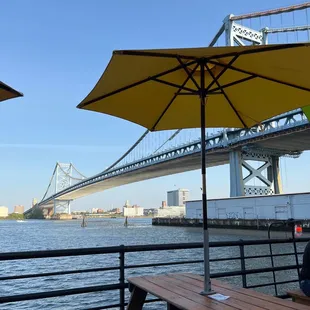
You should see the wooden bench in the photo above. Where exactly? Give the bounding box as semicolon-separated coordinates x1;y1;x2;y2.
127;273;310;309
288;289;310;306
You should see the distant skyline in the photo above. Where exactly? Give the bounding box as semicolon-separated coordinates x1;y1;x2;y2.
1;0;310;212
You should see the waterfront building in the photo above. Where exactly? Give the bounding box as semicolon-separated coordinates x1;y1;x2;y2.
144;208;158;216
91;208;98;214
0;206;8;217
167;189;189;207
185;192;310;220
123;202;144;217
14;205;24;214
71;210;87;215
157;206;185;218
109;208;121;214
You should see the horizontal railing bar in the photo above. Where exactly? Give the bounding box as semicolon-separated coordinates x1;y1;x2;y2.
0;246;123;261
0;256;302;283
0;283;127;304
244;252;304;260
125;259;204;269
1;251;303;282
0;243;202;260
125;238;310;253
0;266;120;281
0;238;308;261
211;251;305;263
211;264;301;278
246;279;299;289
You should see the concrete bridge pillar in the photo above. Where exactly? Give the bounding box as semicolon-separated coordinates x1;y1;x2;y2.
53;199;71;215
229;149;282;197
229;151;244;197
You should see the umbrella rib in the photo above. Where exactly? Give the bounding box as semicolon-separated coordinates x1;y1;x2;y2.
208;76;256;93
151;63;200;131
177;57;200;89
178;92;221;95
114;50;198;60
151;78;198;93
206;42;306;61
205;64;247;128
78;60;198;108
114;43;306;62
207;59;310;93
205;55;239;92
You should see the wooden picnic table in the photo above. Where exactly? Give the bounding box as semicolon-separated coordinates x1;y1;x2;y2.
127;273;310;309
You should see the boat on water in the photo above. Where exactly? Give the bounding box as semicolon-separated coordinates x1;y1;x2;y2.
16;220;26;223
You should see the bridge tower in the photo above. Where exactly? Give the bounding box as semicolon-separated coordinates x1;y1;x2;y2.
35;162;86;217
229;149;282;197
223;14;282;197
53;163;73;215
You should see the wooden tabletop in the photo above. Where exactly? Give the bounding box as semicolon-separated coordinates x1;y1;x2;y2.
127;273;310;309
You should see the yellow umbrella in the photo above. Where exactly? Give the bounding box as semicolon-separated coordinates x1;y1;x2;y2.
0;81;23;102
78;43;310;294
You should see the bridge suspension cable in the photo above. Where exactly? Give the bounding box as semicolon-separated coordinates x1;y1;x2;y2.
40;164;58;202
231;2;310;21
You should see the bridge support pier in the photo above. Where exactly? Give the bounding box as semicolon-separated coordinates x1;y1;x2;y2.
229;149;282;197
53;199;71;215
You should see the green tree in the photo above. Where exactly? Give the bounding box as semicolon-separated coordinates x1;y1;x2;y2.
4;213;24;220
25;208;45;219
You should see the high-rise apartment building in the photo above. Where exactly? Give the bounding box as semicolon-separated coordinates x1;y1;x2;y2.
14;205;24;214
167;189;189;207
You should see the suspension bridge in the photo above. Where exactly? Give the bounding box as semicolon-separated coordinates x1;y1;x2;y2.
25;3;310;217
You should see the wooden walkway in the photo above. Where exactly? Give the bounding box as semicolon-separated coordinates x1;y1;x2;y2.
127;273;310;309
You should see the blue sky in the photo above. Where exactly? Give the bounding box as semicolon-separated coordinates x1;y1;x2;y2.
1;0;309;212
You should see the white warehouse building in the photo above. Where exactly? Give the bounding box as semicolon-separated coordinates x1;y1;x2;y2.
157;206;185;218
123;206;144;217
185;192;310;220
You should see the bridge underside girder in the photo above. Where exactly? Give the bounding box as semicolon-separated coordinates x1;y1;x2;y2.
41;151;230;204
37;124;310;208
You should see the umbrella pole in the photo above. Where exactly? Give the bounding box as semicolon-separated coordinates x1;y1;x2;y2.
200;61;212;295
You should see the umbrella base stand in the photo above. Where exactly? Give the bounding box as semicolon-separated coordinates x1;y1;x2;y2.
200;288;215;295
200;229;214;295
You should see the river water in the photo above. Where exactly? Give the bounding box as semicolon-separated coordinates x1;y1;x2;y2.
0;218;307;309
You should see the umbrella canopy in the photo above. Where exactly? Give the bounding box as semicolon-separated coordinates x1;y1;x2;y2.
78;43;310;130
0;81;23;102
78;43;310;294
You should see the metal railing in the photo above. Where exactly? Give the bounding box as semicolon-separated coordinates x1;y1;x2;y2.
0;237;308;309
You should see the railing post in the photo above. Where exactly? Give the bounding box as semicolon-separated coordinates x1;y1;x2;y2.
119;245;125;310
290;223;301;284
239;240;247;288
